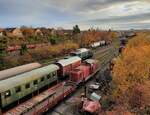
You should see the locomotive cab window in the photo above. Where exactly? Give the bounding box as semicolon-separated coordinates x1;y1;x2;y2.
15;86;21;93
25;83;30;89
53;72;56;76
4;90;11;98
33;80;38;85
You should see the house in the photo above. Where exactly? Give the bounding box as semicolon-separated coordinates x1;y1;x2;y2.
12;28;23;38
0;28;6;36
34;29;43;36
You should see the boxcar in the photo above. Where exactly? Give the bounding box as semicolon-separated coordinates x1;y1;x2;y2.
0;64;59;110
55;56;81;79
0;62;41;81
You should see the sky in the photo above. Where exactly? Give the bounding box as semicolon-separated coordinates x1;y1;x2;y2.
0;0;150;30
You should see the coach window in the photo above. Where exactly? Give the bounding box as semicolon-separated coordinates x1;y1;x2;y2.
41;77;45;82
15;86;21;93
25;83;30;89
33;80;38;85
47;74;51;79
4;90;11;98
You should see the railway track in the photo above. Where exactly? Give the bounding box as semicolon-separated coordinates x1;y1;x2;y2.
47;45;117;115
2;45;116;115
42;45;112;66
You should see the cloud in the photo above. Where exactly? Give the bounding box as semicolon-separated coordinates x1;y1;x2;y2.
0;0;150;30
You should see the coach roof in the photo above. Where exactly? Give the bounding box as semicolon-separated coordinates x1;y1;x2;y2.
0;64;59;92
56;56;81;67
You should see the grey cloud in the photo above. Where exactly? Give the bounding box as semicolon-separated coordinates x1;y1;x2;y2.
85;12;150;24
0;0;150;29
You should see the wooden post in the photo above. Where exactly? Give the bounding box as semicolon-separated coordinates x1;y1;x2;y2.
84;78;86;97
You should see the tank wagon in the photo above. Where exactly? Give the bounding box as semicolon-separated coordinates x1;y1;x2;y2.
55;56;81;79
70;48;93;60
0;62;41;81
0;64;59;111
91;40;107;48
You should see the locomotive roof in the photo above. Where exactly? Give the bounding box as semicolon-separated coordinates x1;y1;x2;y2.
0;62;41;81
71;48;89;54
76;48;89;53
56;56;81;67
0;64;59;92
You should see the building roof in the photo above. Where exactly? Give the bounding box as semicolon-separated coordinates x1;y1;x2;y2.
0;64;59;92
56;56;81;67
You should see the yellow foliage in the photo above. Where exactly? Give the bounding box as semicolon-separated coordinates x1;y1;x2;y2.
48;41;79;56
112;33;150;106
127;32;150;48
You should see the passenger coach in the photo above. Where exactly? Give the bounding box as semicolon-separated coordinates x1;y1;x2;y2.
0;64;59;111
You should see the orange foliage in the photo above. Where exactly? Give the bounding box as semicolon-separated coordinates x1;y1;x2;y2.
21;28;35;37
129;81;150;109
105;106;134;115
112;33;150;110
126;32;150;48
48;41;79;56
81;30;111;46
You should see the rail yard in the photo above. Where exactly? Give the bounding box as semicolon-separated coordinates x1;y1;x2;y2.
0;40;119;115
1;1;149;114
47;43;118;115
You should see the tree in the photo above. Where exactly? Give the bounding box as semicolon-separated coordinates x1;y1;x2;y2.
0;36;7;69
112;33;150;112
73;25;80;34
0;36;7;56
20;43;27;55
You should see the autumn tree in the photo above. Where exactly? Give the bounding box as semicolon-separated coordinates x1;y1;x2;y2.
0;36;7;69
0;36;7;56
20;43;27;55
112;33;150;113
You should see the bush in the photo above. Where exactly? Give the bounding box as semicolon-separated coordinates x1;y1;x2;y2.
48;35;62;45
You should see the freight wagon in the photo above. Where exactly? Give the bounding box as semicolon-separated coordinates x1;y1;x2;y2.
91;40;107;48
3;83;76;115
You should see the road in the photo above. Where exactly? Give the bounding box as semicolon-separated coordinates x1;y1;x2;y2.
45;45;118;115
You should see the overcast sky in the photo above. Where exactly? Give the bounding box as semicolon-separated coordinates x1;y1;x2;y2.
0;0;150;30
